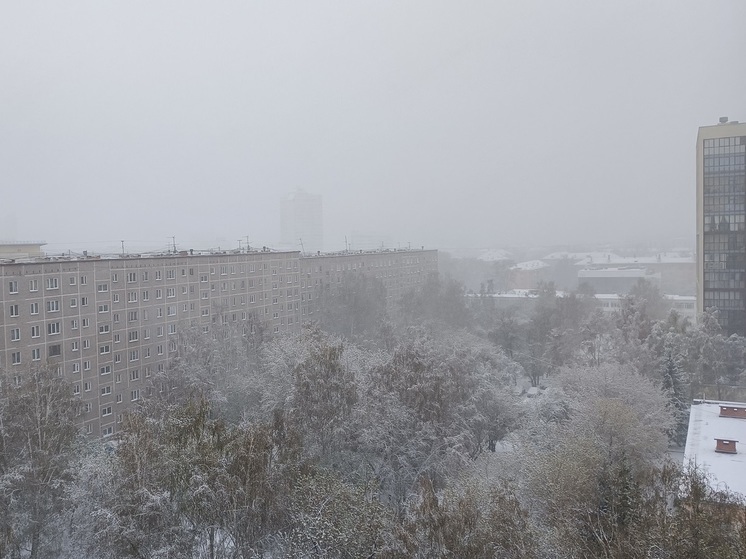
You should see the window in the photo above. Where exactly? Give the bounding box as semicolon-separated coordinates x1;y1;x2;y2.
72;362;80;373
101;386;111;395
129;350;139;362
142;271;149;281
201;291;208;299
200;274;208;283
128;331;139;342
84;382;91;392
113;334;120;343
201;308;209;316
156;289;162;299
73;384;80;395
99;324;110;334
167;306;176;316
97;283;109;292
142;290;149;301
113;313;120;323
155;271;162;280
100;365;112;375
8;280;18;294
82;318;90;328
10;328;20;341
169;340;177;352
48;344;61;357
128;292;137;303
157;326;164;336
46;300;60;313
130;369;140;381
29;303;39;315
70;276;77;286
116;394;123;403
99;344;111;354
71;341;79;351
114;353;121;363
127;272;137;283
113;294;120;303
102;426;113;437
181;286;187;295
47;322;61;335
101;406;112;417
131;389;140;401
11;352;21;365
31;348;41;361
83;360;91;371
128;311;138;322
70;297;77;308
80;296;88;306
166;270;175;279
144;347;150;358
116;373;122;383
167;287;175;298
46;278;59;290
29;279;38;292
98;304;109;313
112;273;118;283
80;275;87;285
157;344;163;355
83;339;90;349
143;328;150;339
168;324;176;335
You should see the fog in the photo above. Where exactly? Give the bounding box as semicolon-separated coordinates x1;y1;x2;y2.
1;1;744;254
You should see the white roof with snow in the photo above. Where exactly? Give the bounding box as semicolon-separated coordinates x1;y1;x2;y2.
510;260;549;271
542;252;694;266
684;400;746;497
477;248;513;262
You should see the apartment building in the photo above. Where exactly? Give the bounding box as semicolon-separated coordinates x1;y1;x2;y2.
697;118;746;335
0;247;437;437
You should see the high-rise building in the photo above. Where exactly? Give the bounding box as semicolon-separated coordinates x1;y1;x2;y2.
281;190;323;254
696;118;746;335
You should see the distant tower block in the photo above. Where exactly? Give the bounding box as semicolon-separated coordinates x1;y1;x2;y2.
281;190;323;254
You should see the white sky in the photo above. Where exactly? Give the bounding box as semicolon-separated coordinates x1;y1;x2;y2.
1;1;744;254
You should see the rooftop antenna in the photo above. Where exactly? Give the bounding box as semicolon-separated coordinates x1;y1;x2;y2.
245;235;250;251
299;238;305;255
345;236;348;252
171;236;176;253
121;240;125;255
237;239;243;251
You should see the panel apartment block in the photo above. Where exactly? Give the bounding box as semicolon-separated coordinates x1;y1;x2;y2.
1;247;437;437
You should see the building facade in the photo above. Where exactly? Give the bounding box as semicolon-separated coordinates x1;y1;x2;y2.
697;119;746;335
281;190;323;254
0;247;437;437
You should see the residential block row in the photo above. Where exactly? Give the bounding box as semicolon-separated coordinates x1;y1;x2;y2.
0;246;437;436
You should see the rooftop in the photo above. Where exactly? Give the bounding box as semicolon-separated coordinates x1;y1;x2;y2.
684;400;746;497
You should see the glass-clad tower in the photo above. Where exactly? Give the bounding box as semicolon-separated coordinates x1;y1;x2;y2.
697;119;746;335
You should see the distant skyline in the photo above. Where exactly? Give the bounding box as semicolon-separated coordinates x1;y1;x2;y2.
1;2;744;255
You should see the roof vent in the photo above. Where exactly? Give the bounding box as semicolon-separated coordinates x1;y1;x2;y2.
719;116;729;124
719;405;746;419
715;438;738;454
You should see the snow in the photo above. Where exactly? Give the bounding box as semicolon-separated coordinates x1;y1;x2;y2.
684;400;746;497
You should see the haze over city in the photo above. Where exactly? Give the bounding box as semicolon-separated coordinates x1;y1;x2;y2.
1;1;744;253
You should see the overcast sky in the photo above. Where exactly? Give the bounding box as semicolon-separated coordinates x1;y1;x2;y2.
1;1;744;255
